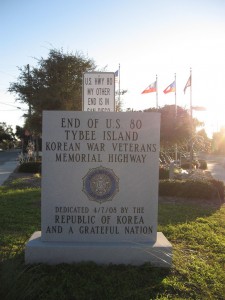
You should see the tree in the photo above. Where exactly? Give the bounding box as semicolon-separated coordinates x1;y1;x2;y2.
146;105;196;144
15;125;34;153
9;49;96;134
0;122;15;149
145;105;204;157
194;129;211;153
115;89;127;112
212;127;225;154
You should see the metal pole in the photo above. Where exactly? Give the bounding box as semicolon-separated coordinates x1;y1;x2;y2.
118;63;121;109
174;73;177;117
156;74;158;108
174;73;177;162
190;68;192;118
190;67;193;168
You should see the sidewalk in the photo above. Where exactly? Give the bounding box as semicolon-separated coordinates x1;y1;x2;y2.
0;160;19;186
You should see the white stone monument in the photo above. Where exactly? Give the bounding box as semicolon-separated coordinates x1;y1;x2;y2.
25;111;172;267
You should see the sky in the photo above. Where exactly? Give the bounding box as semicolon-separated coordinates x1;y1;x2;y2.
1;0;225;137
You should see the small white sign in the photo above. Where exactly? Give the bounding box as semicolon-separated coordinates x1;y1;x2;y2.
83;72;115;112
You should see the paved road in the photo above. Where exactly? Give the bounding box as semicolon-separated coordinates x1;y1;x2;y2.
0;150;20;186
200;153;225;183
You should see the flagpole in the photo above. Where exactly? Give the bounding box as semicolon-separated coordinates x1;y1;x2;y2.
190;67;193;168
190;67;192;119
118;63;121;107
174;73;178;163
174;73;177;116
156;74;158;108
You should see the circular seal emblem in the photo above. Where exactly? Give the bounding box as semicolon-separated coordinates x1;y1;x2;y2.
82;166;119;204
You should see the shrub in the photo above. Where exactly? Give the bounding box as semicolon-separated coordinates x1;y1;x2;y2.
181;160;207;170
17;162;41;173
159;179;222;199
159;167;169;179
210;179;224;201
180;163;195;170
198;159;208;170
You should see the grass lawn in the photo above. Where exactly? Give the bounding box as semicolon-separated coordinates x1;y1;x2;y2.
1;186;225;300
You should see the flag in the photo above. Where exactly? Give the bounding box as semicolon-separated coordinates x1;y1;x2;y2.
141;81;157;94
163;81;176;94
184;75;191;94
115;70;119;83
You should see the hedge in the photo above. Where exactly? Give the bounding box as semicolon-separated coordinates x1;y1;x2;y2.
17;162;41;173
159;167;169;179
159;179;224;200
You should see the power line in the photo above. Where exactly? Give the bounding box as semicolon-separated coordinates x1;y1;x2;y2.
1;109;22;111
0;70;18;78
0;101;26;110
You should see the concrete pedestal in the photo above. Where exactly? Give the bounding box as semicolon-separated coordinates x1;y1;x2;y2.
25;231;172;267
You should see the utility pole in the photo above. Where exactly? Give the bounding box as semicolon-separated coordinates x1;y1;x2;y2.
27;64;31;117
27;64;39;159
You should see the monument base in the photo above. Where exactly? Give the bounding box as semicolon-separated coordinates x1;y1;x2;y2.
25;232;172;267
